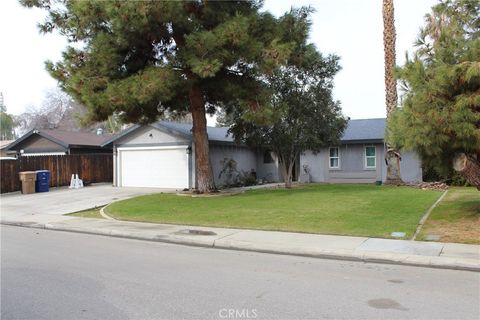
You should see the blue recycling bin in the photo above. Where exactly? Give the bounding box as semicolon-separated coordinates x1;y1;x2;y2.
35;170;50;192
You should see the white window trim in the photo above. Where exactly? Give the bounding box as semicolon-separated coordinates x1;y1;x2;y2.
364;145;376;169
329;147;340;169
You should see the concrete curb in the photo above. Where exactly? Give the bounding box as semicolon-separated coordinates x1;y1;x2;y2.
2;220;479;273
412;189;449;240
99;205;115;220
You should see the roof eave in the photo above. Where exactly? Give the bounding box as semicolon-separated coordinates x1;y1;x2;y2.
100;125;141;147
35;131;70;148
340;139;384;144
7;130;68;150
209;139;237;146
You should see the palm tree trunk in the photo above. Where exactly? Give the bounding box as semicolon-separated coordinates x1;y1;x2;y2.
383;0;403;185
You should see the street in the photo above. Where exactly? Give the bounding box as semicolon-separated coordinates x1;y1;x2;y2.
1;225;479;320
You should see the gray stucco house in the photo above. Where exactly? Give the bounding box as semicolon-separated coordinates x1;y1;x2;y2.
104;118;422;189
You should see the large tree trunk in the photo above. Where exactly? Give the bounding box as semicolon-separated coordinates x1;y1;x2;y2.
383;0;403;185
286;161;294;189
281;164;293;188
385;147;403;185
279;154;295;189
189;84;215;193
453;153;480;190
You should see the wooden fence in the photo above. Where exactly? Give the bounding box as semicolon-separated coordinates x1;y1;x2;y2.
0;154;113;193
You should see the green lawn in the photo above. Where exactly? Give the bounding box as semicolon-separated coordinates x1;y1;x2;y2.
419;187;479;244
68;208;104;219
106;184;441;238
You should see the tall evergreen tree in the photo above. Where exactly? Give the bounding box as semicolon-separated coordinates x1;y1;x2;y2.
21;0;298;193
389;0;480;189
215;106;238;128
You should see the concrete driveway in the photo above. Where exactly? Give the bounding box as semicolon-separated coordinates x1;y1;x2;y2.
0;184;173;219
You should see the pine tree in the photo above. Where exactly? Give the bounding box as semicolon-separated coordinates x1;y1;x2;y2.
21;0;299;193
389;0;480;189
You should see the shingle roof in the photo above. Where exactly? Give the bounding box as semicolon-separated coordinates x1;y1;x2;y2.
158;119;386;143
8;129;113;150
39;129;114;147
105;118;386;146
156;121;233;143
341;118;385;142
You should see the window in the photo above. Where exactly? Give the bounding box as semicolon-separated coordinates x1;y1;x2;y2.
365;146;376;169
263;150;274;164
329;147;340;168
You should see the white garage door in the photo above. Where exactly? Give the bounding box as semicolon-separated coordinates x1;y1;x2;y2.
119;146;189;188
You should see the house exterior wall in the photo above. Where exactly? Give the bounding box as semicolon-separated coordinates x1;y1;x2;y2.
301;143;422;184
69;148;112;154
209;144;257;187
300;149;327;182
256;150;281;183
399;151;423;182
326;144;383;183
115;125;189;146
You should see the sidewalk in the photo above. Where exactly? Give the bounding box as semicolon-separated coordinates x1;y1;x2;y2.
1;213;479;272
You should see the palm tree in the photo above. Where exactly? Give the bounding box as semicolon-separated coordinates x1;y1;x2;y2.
383;0;403;184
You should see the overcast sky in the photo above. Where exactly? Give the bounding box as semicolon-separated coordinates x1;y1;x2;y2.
0;0;438;121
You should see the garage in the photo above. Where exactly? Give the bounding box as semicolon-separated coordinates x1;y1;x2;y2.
118;146;189;189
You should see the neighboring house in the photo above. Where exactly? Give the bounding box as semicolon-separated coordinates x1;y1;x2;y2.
7;129;113;156
0;140;15;157
104;118;422;189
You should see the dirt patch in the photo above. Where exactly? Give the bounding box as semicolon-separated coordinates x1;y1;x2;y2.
445;190;474;201
421;217;480;244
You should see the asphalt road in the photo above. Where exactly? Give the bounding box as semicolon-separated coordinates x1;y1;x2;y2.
1;226;479;320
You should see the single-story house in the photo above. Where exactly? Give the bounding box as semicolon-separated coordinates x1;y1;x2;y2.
7;129;113;156
103;118;422;189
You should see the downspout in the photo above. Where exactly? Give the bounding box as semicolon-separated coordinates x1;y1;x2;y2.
188;143;193;189
113;145;117;187
191;140;196;189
